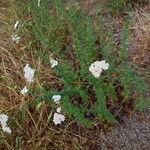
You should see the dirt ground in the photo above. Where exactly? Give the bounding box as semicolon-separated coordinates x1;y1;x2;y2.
95;108;150;150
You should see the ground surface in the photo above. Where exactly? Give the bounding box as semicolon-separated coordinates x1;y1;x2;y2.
96;109;150;150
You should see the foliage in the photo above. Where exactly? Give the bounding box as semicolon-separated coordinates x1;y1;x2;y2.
22;0;147;127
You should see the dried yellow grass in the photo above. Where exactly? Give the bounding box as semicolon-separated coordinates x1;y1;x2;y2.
0;0;68;149
130;6;150;67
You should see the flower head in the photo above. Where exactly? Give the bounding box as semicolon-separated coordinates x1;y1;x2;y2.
56;107;61;113
0;114;8;125
89;60;109;78
23;64;35;83
98;60;109;70
38;0;41;7
11;34;20;44
2;126;12;134
52;95;61;104
14;21;19;30
0;114;11;134
20;86;28;95
53;112;65;125
50;59;58;68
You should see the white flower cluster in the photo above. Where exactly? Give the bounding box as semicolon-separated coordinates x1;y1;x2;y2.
89;60;109;78
12;20;21;44
52;95;65;125
0;114;11;134
23;64;35;83
20;64;35;95
38;0;41;7
14;20;19;30
11;34;21;44
56;107;61;113
50;58;58;68
53;112;65;125
52;95;61;104
20;86;28;95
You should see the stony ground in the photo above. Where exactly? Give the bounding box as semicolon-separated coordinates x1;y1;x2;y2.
96;108;150;150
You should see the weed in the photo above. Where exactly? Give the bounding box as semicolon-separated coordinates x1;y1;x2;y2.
17;0;147;127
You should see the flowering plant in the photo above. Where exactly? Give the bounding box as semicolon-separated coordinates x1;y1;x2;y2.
27;0;146;127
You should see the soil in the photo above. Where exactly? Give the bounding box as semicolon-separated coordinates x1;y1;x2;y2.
95;109;150;150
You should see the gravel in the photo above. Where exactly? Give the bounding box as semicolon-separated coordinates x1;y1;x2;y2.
96;109;150;150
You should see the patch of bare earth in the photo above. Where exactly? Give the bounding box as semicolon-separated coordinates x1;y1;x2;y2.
96;109;150;150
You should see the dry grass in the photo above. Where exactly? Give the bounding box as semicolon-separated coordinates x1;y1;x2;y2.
0;0;67;149
0;1;96;149
130;6;150;67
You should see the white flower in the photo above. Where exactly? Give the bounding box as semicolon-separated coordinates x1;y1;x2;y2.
38;0;41;7
56;107;61;113
89;60;109;78
14;21;19;30
0;114;11;134
53;112;65;125
2;126;12;134
23;64;35;83
0;114;8;125
11;34;20;44
20;86;28;95
52;95;61;104
99;60;109;70
50;59;58;68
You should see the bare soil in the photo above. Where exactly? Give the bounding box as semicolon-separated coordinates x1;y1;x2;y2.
95;109;150;150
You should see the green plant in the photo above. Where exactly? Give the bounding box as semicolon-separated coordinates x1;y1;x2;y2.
107;0;137;13
22;0;147;127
